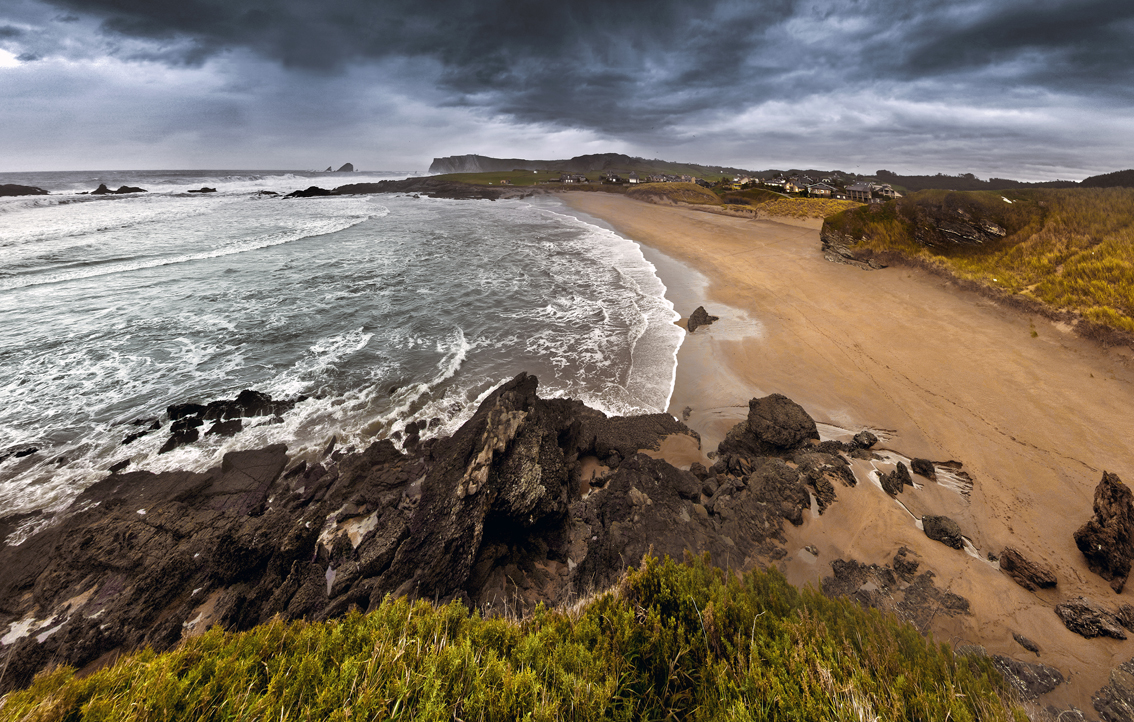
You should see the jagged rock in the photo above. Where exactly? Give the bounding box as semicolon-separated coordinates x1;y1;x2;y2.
91;184;147;194
1094;658;1134;722
879;462;912;496
1074;471;1134;593
0;183;48;196
1056;597;1127;639
911;458;936;479
893;546;919;578
686;306;719;334
1118;604;1134;632
159;416;202;454
852;430;878;449
741;458;809;525
823;550;969;630
999;546;1057;591
285;186;333;198
1013;632;1040;655
991;655;1064;698
922;515;964;550
207;419;243;437
718;393;819;459
795;451;855;513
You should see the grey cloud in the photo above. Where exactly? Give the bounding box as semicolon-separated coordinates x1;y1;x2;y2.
0;25;23;38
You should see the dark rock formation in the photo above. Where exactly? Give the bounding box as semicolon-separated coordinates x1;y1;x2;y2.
879;462;912;496
158;391;299;453
187;187;216;193
795;451;855;513
687;306;719;334
819;226;886;270
336;163;354;172
1056;597;1127;640
718;393;819;459
922;515;964;549
0;445;39;464
852;430;878;449
911;458;935;480
1094;658;1134;722
990;655;1064;699
0;184;49;196
999;546;1058;591
285;186;333;198
91;184;147;195
822;547;970;631
1013;632;1041;655
1074;472;1134;593
1118;604;1134;632
0;373;812;694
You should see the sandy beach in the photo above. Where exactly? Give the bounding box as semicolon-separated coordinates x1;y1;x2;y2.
562;192;1134;711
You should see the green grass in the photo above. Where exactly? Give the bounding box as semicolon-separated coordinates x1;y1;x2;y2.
0;556;1025;721
825;188;1134;334
627;182;723;205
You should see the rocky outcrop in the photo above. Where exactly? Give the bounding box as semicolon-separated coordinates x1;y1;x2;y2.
158;390;299;453
819;226;885;270
285;186;333;198
0;374;812;693
922;515;964;550
1056;597;1127;640
687;306;719;333
999;546;1058;590
852;430;878;449
91;184;147;194
911;458;936;480
879;462;912;496
718;393;819;459
336;163;354;172
822;547;970;631
0;184;49;196
1094;658;1134;722
990;655;1064;699
187;187;216;193
1075;472;1134;593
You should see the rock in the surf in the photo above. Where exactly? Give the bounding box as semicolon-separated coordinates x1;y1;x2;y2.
0;184;48;196
284;186;333;198
1074;471;1134;593
686;306;719;333
999;546;1057;590
1056;597;1127;640
923;514;964;550
187;187;216;193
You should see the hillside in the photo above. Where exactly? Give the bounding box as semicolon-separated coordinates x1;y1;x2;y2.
429;153;753;178
0;556;1024;722
820;187;1134;336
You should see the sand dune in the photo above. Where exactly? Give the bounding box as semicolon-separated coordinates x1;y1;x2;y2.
563;192;1134;712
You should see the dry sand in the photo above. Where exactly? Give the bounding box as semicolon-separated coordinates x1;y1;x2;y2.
562;192;1134;712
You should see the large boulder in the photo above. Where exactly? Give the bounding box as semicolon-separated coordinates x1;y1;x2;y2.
1093;658;1134;722
1074;472;1134;593
999;546;1057;591
879;462;912;496
922;515;964;550
718;393;819;459
1056;597;1127;640
990;655;1064;699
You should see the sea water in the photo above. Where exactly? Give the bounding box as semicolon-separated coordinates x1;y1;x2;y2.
0;170;683;542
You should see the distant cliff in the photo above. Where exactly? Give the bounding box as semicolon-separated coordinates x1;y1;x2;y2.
429;153;751;177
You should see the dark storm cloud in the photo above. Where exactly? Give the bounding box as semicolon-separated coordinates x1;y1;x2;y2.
30;0;1133;137
0;25;23;38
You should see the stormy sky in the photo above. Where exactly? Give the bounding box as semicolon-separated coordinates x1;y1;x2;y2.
1;0;1131;179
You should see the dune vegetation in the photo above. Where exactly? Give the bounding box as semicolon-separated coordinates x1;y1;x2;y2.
825;188;1134;334
626;181;722;205
0;556;1024;722
756;197;862;219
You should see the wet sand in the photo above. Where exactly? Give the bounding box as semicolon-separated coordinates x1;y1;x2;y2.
562;192;1134;712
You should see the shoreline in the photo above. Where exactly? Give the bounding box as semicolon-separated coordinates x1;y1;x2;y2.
559;191;1134;712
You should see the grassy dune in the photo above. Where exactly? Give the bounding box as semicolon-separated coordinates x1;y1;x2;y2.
626;182;722;205
826;188;1134;334
1;557;1024;722
757;197;862;219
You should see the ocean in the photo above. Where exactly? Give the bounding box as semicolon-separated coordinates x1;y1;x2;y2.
0;170;683;543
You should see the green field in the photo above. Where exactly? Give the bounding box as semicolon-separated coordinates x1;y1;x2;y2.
825;188;1134;334
1;556;1024;722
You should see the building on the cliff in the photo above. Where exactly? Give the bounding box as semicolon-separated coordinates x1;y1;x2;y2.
807;183;835;198
846;182;873;203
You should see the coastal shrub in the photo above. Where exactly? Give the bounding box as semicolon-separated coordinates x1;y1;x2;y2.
0;555;1024;721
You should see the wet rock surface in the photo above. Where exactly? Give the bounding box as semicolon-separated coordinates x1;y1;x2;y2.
1094;658;1134;722
1074;472;1134;593
0;374;817;693
686;306;719;334
990;655;1065;699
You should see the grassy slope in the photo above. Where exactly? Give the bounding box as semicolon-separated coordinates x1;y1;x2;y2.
627;182;722;205
827;188;1134;333
1;557;1024;722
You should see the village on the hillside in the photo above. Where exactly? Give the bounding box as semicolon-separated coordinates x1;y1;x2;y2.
520;169;903;203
